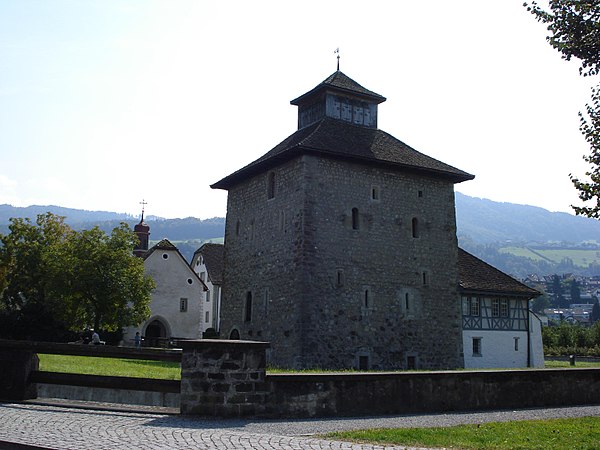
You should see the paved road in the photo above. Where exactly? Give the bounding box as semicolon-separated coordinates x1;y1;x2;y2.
1;401;599;450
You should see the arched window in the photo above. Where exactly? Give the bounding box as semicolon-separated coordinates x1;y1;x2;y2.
229;329;240;340
412;217;419;238
244;292;252;322
267;172;275;199
352;208;359;230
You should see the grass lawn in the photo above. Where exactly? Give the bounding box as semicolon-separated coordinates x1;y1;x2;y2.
38;355;600;380
38;354;181;380
326;417;600;450
544;360;600;369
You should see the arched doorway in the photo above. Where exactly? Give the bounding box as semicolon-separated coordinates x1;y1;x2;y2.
229;329;240;340
144;319;168;347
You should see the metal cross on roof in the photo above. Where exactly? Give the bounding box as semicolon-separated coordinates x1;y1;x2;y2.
334;48;340;71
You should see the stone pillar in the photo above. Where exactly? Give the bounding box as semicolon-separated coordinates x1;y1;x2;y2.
179;339;271;416
0;350;39;401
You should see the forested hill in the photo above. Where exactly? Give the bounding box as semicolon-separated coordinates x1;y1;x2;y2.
2;194;599;245
454;192;600;244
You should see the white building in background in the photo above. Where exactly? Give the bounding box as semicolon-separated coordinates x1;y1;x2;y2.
191;243;224;335
458;248;544;369
124;239;208;346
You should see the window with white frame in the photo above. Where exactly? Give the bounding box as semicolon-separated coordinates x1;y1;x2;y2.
492;299;500;317
470;297;480;316
501;299;509;317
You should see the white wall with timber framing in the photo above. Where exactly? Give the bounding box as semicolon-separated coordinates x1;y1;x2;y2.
461;295;544;369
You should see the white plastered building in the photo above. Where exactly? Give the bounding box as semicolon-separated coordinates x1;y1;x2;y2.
458;248;544;369
191;243;224;335
123;239;208;346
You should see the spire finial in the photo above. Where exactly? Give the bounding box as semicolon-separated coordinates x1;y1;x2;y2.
139;199;147;222
334;48;340;71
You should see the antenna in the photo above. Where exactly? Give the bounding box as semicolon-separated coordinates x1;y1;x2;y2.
334;48;340;71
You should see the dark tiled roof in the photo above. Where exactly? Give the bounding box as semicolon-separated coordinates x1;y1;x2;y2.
212;118;474;189
195;243;224;284
458;248;540;297
291;71;386;105
144;239;177;260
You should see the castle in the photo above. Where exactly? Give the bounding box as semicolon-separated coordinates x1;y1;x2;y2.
212;70;476;370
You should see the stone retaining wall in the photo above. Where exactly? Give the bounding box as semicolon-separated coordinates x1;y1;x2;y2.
2;339;600;418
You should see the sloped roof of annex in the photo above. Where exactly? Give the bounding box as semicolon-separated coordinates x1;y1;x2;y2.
191;242;224;285
458;247;540;298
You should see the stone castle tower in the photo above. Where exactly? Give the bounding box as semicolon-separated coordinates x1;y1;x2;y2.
212;71;474;370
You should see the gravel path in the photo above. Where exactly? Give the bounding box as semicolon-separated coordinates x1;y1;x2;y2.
0;401;598;450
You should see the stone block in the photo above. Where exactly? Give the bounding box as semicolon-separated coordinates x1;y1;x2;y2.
0;350;39;401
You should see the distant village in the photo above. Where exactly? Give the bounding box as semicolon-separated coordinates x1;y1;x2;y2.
524;273;600;326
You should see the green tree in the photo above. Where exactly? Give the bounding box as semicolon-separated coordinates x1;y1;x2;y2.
591;296;600;322
525;1;600;218
569;278;582;303
50;223;154;332
0;214;154;339
550;274;568;307
532;293;551;313
525;1;600;77
0;213;73;340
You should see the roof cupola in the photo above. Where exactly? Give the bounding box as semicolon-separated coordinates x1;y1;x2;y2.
290;71;386;130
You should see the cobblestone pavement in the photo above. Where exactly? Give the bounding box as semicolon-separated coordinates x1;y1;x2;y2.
1;401;599;450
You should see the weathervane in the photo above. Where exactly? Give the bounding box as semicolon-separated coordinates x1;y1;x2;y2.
334;48;340;71
139;199;147;221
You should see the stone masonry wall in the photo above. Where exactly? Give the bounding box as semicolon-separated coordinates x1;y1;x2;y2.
219;153;464;370
179;339;270;416
219;157;308;367
300;156;463;369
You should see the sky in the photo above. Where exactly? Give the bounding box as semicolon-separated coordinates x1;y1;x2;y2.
1;1;598;219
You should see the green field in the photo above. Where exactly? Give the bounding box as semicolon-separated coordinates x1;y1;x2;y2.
499;246;600;267
326;417;600;450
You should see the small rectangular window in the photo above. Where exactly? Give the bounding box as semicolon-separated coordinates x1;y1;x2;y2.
267;172;275;199
371;186;380;201
501;299;509;317
180;298;188;312
336;270;344;287
244;292;252;322
352;208;359;230
492;299;500;317
422;271;428;286
473;337;482;356
514;337;519;351
358;355;369;370
470;297;480;316
263;288;270;315
205;311;210;323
